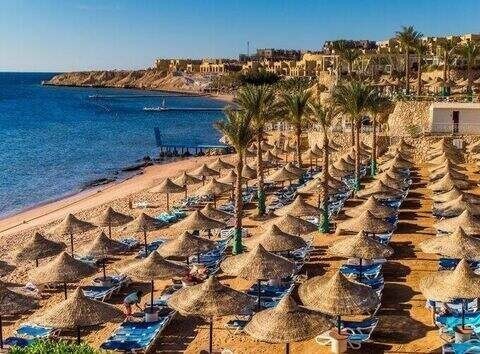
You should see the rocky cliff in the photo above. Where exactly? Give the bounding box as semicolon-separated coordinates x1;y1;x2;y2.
44;69;210;93
387;101;431;137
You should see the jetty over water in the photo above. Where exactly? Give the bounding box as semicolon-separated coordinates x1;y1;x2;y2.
143;106;225;112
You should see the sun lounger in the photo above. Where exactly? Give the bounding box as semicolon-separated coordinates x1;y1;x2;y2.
132;201;154;209
315;317;379;350
136;239;165;258
4;323;60;348
442;339;480;354
436;313;480;334
119;237;140;250
439;258;480;271
225;315;252;335
82;284;119;302
341;263;382;280
427;299;478;315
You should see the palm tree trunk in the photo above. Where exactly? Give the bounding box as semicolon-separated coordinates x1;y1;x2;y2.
233;153;244;254
443;52;448;82
319;134;330;233
467;61;472;94
296;124;302;167
417;56;422;96
371;114;378;177
354;120;361;191
350;117;355;146
405;51;410;94
256;131;266;216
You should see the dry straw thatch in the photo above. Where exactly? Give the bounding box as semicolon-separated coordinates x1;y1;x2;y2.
173;172;202;186
328;231;394;260
200;203;232;222
356;180;404;199
195;178;233;196
91;207;133;227
263;214;317;235
345;196;397;218
432;188;480;204
120;251;188;281
244;295;332;344
15;232;66;262
246;224;307;252
428;173;470;192
159;231;216;258
435;210;480;235
125;212;165;233
220;244;295;281
174;210;226;231
284;162;304;176
298;271;379;315
0;282;38;316
149;178;186;194
241;164;257;179
276;195;319;217
82;231;125;258
434;195;480;216
266;167;299;183
207;158;235;172
49;214;96;236
419;227;480;260
337;210;394;234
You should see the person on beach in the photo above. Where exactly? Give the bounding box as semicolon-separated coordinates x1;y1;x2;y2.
123;290;143;320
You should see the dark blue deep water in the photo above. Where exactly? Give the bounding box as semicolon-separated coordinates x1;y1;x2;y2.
0;72;225;216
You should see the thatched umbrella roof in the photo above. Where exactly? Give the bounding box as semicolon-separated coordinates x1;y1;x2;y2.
419;227;480;260
429;159;466;172
0;282;38;316
220;244;295;281
48;214;95;236
244;295;332;344
377;169;409;184
434;195;480;216
376;174;406;190
167;275;255;317
328;231;394;260
356;180;404;199
149;178;186;194
262;150;282;163
200;203;232;222
284;162;304;176
33;287;123;329
276;195;319;217
379;155;412;170
125;213;165;233
430;166;468;181
218;170;248;185
250;157;275;169
395;138;414;151
247;224;307;252
263;214;317;235
207;158;235;172
266;167;299;183
433;188;480;204
120;251;189;281
29;252;96;284
174;210;226;231
271;145;287;156
428;173;470;192
298;271;380;315
195;178;233;196
468;140;480;154
303;148;321;160
159;231;216;258
260;141;274;151
428;153;463;166
15;232;66;262
242;164;257;179
191;164;220;178
419;260;480;302
329;140;342;150
173;172;202;186
82;231;125;258
333;158;354;172
435;210;480;235
91;207;133;227
328;165;351;178
337;210;394;234
345;196;397;218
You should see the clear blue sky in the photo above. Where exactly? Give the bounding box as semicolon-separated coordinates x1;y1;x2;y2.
1;0;479;72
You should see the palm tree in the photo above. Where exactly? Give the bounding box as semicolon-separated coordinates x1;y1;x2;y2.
414;41;428;96
456;41;480;94
215;110;254;254
340;48;362;75
332;80;375;191
367;92;393;176
281;90;312;167
437;38;459;92
235;85;278;216
309;100;339;233
395;26;423;94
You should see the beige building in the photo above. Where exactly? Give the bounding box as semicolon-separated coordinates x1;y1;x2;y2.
429;102;480;134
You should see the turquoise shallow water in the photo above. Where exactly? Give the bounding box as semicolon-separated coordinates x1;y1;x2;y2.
0;72;225;216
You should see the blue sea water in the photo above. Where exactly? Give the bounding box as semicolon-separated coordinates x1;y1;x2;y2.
0;72;226;217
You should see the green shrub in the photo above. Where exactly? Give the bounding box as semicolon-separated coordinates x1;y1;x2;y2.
406;124;421;137
10;339;99;354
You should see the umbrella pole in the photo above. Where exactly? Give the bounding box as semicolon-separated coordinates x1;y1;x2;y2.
64;282;68;299
144;230;148;256
0;315;3;349
337;315;341;334
209;316;214;354
198;252;201;262
184;185;188;198
167;193;170;211
462;299;466;330
213;195;216;208
77;326;81;344
432;301;436;325
35;258;39;267
257;279;261;310
103;259;107;279
359;258;363;280
70;233;74;255
186;256;189;266
285;342;290;354
108;223;112;239
151;280;155;310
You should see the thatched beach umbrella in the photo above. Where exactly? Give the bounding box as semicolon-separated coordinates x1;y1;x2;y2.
420;260;480;329
379;155;412;171
376;174;406;191
200;203;232;222
429;153;463;166
429;159;466;173
218;170;248;186
159;231;216;264
263;214;317;236
419;227;480;260
276;195;319;217
244;295;332;354
207;158;234;174
263;150;283;164
125;213;165;255
247;224;307;252
33;287;123;344
284;162;304;176
191;164;220;185
49;214;95;255
173;172;202;197
299;271;380;333
260;141;274;151
174;210;226;233
221;244;295;309
83;231;125;279
333;158;354;172
345;196;396;219
15;232;66;267
149;178;185;211
337;210;394;235
29;251;96;299
434;195;480;217
430;166;468;182
329;165;351;179
266;167;299;183
356;180;404;199
195;178;233;207
90;206;133;238
242;164;257;179
468;140;480;154
0;282;38;348
303;148;321;168
432;188;480;204
167;276;255;354
121;251;189;310
428;173;470;192
435;210;480;235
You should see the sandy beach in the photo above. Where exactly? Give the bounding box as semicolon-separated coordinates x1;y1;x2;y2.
0;150;471;353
